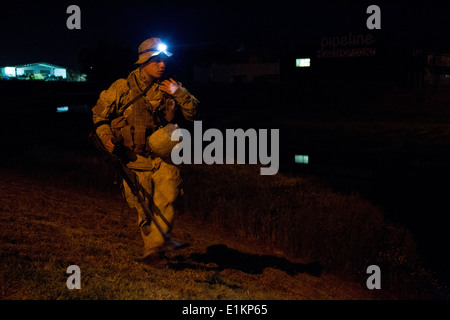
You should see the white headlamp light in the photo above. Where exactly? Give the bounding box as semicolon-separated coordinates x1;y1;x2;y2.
157;44;167;52
139;42;173;58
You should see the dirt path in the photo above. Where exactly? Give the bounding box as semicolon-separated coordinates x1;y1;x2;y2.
0;170;382;300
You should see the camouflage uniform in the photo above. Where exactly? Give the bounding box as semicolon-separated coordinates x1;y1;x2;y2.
92;66;198;258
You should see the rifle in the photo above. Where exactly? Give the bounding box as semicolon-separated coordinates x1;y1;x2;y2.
88;130;171;242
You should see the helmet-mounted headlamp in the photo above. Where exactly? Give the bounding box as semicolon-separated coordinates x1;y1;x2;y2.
138;43;173;57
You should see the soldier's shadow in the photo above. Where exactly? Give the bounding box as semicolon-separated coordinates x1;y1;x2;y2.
167;244;322;277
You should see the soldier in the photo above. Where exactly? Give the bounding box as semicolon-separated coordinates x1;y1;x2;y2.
92;37;199;266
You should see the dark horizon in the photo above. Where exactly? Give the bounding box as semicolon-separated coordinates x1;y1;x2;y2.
1;1;450;70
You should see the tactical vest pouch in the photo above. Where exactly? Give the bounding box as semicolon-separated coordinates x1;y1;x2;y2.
111;116;127;136
121;126;134;150
133;125;148;155
111;116;134;150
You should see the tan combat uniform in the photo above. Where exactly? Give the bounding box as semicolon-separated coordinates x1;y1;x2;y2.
92;68;198;258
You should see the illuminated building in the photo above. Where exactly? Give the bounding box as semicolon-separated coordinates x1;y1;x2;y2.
0;62;86;82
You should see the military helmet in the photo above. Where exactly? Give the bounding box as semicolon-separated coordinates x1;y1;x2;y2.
147;123;180;159
135;38;173;65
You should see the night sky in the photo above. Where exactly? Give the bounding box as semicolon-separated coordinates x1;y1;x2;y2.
1;0;450;69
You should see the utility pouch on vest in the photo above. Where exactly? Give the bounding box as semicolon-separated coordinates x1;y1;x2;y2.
111;116;134;150
111;116;127;135
133;125;148;155
121;126;134;150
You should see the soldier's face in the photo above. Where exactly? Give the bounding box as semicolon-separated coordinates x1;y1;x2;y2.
142;56;166;80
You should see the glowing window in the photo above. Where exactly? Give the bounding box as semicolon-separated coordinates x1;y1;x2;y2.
296;58;311;67
54;68;67;78
295;154;309;164
4;67;16;77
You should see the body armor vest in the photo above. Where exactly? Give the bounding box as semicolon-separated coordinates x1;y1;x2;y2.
122;72;158;127
111;72;173;156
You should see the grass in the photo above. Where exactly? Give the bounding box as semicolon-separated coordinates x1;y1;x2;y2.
1;86;450;299
0;159;445;299
3;172;373;300
179;163;442;297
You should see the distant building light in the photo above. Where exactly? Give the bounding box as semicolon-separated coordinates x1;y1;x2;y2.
295;154;309;164
4;67;16;77
296;58;311;67
56;106;69;113
54;68;67;79
1;63;84;82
